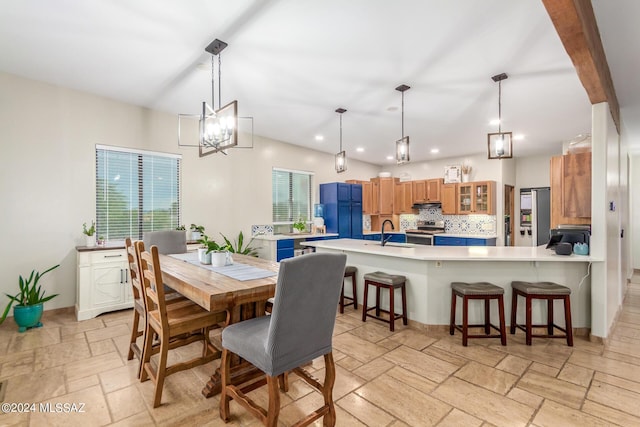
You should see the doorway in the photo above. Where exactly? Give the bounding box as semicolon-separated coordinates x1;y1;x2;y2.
504;185;514;246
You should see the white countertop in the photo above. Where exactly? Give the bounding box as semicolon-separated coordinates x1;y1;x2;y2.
301;238;597;262
252;233;339;241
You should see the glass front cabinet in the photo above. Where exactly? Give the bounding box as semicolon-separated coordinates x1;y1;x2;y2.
457;181;495;215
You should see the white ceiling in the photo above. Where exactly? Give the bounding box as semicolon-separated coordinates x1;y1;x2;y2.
3;0;632;165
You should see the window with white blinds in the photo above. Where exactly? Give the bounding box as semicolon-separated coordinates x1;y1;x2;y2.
272;168;312;224
96;145;181;241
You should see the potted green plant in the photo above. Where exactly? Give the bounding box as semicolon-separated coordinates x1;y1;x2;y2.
83;221;96;247
197;235;229;265
176;225;186;231
221;231;258;257
293;217;307;234
190;224;205;241
0;264;60;332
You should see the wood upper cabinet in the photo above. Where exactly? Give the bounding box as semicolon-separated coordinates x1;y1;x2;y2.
426;178;443;202
371;178;380;214
412;180;427;203
562;152;591;217
441;184;457;215
394;181;414;214
377;177;395;215
457;181;496;215
550;153;591;228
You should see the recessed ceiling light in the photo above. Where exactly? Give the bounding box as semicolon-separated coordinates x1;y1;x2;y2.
489;119;500;126
430;148;439;154
356;147;364;152
513;134;525;141
315;135;324;141
386;155;394;160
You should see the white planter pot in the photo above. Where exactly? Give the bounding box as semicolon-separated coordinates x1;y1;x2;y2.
198;248;211;264
191;231;202;241
211;251;228;267
461;173;470;183
85;235;95;247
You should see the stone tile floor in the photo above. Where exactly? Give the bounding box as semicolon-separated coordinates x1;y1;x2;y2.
1;275;640;426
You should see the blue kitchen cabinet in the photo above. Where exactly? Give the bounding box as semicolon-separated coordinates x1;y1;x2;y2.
276;239;294;261
388;233;406;243
434;236;496;246
320;183;363;239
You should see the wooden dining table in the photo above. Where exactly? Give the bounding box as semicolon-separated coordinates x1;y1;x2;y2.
158;252;279;397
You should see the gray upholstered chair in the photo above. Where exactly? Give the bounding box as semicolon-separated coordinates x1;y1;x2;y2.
142;230;187;255
220;252;347;427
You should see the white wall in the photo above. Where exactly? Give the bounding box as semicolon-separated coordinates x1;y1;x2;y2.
590;102;624;338
0;72;380;313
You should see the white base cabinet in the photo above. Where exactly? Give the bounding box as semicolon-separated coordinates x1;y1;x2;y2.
76;248;133;321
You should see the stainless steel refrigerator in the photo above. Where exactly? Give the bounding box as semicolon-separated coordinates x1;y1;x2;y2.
520;187;551;246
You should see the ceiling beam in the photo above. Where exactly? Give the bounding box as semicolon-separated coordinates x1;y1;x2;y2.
542;0;620;132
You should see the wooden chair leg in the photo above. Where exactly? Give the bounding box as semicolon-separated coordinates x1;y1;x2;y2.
484;298;491;335
510;290;518;334
339;281;345;314
128;310;140;361
525;295;533;346
152;332;169;408
362;281;369;322
547;299;554;335
219;349;231;422
278;372;288;392
351;274;358;309
375;285;381;317
449;290;457;335
323;352;337;427
498;295;507;346
140;323;154;382
266;375;280;427
564;295;574;346
462;296;469;347
389;285;395;332
401;284;408;325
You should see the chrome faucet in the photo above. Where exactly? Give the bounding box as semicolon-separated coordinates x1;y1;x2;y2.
381;219;395;246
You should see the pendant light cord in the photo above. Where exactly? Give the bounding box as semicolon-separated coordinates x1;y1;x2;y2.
498;80;502;133
339;113;343;151
218;53;222;109
211;55;215;110
401;91;405;138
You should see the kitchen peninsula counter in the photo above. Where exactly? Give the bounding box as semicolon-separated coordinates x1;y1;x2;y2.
302;238;596;335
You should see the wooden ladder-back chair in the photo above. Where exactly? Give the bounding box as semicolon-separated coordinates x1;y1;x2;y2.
125;238;189;378
220;252;347;426
135;241;227;408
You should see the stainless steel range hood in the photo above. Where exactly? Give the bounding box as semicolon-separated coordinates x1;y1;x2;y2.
411;202;442;209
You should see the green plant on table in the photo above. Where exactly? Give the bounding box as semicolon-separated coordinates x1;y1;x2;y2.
176;225;186;231
198;235;229;254
221;231;258;257
0;264;60;324
82;221;95;236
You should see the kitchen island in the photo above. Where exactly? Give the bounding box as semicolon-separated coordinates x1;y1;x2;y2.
302;238;596;335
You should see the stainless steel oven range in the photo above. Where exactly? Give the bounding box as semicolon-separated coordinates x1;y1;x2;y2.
404;220;445;245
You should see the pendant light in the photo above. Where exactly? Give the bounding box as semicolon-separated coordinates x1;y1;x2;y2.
487;73;513;159
395;84;410;164
335;108;347;173
178;38;238;157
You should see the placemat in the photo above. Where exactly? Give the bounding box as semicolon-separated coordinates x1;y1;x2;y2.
169;252;277;281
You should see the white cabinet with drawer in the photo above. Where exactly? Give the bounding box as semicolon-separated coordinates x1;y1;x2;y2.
76;248;133;321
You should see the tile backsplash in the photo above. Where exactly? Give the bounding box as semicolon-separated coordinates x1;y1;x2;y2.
251;224;274;236
399;206;496;236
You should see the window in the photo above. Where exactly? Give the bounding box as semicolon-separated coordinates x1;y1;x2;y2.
272;168;313;231
96;145;181;241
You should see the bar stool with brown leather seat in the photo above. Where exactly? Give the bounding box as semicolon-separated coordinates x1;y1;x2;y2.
510;281;573;346
450;282;507;346
362;271;407;331
340;266;358;313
